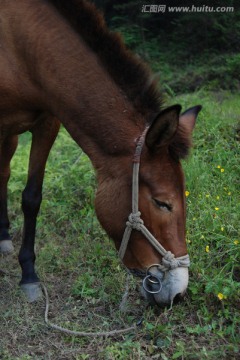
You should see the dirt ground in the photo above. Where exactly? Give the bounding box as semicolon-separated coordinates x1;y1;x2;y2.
0;238;147;360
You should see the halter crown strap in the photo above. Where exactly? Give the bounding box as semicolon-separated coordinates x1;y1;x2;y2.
118;127;190;272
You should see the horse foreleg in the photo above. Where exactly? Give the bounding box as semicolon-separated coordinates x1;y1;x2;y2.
0;135;18;254
19;117;60;302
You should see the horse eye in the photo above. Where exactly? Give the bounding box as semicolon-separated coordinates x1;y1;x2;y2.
153;198;172;212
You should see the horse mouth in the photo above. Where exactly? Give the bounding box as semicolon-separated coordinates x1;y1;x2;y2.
136;267;189;307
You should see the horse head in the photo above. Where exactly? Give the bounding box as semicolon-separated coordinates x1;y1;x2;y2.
95;104;201;306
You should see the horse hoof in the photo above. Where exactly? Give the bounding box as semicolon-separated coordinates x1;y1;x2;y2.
0;240;14;254
20;283;43;302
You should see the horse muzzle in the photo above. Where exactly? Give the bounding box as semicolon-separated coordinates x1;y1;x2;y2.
140;266;189;306
129;264;188;306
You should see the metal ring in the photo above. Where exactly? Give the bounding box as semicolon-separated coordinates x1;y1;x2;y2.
146;274;160;284
146;263;162;275
142;274;162;294
146;264;163;284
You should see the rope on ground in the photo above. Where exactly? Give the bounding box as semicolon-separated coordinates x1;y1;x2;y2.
42;282;137;338
1;268;139;337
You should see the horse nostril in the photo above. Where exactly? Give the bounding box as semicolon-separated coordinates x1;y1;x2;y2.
173;292;184;304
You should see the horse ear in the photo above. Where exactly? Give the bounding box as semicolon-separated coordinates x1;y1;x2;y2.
146;104;181;150
169;105;202;159
179;105;202;134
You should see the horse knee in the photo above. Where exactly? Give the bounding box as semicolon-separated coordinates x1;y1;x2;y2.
22;187;42;217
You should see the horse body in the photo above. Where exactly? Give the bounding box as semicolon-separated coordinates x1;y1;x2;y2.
0;0;201;305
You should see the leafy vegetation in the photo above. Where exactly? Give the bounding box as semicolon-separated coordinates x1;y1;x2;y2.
94;0;240;93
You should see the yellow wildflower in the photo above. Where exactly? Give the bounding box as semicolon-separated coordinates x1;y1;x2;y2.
221;227;224;232
216;196;220;200
215;207;219;211
217;293;227;301
234;240;239;245
185;191;190;197
217;165;221;169
206;194;210;198
221;168;225;173
228;192;231;196
205;245;210;253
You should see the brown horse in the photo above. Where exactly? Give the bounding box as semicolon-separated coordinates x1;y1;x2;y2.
0;0;201;306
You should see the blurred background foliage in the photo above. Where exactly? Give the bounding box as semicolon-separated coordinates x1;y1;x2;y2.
92;0;240;93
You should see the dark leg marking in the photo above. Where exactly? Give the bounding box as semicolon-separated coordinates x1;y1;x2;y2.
18;116;60;301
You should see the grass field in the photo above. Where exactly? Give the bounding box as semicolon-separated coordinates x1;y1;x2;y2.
0;90;239;359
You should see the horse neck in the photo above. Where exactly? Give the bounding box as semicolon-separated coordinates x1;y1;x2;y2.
15;0;146;175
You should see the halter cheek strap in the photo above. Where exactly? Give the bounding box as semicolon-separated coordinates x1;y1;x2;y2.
118;127;190;272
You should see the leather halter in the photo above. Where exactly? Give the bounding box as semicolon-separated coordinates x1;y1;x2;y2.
118;127;190;291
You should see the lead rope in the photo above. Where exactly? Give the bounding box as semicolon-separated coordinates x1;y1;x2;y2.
41;280;138;337
1;269;139;337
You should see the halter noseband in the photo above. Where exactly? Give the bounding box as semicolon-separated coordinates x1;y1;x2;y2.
118;127;190;293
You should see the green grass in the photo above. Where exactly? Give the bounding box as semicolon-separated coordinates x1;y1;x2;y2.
0;90;239;359
154;52;240;94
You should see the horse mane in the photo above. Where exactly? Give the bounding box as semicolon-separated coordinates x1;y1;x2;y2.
45;0;191;159
45;0;163;122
